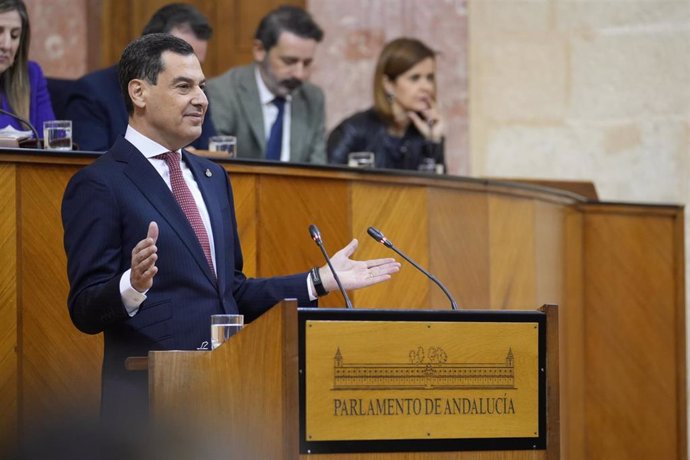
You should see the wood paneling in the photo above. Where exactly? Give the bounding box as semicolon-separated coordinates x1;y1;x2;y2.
542;304;561;460
561;209;585;460
229;173;258;277
19;166;102;434
351;182;429;309
99;0;137;67
212;0;304;73
534;201;565;307
257;175;350;308
488;196;537;309
0;164;17;451
582;206;683;460
0;152;685;460
428;189;490;309
149;302;558;460
99;0;305;78
150;302;298;459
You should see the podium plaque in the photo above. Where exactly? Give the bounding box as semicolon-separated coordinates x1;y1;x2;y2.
299;309;547;454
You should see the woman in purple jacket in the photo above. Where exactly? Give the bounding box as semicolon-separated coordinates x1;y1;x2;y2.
0;0;54;135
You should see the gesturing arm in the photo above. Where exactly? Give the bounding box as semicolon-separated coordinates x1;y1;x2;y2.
61;169;149;334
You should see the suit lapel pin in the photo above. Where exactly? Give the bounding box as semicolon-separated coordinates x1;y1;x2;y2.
205;169;212;177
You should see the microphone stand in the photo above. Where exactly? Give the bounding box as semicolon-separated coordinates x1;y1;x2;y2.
308;224;353;309
368;226;458;310
0;108;41;149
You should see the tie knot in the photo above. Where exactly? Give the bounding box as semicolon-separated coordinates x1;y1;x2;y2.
272;97;286;109
154;151;180;163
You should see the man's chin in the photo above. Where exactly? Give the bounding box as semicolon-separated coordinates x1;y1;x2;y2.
178;128;202;147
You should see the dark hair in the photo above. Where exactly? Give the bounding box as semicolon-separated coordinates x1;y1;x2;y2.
0;0;31;119
118;33;195;114
373;37;437;125
254;5;323;51
142;3;212;40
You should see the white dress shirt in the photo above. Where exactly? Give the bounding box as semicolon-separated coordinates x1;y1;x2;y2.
119;125;217;315
119;126;317;315
255;67;292;161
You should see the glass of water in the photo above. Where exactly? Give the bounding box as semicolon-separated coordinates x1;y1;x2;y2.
210;314;244;350
208;135;237;157
347;151;375;168
43;120;73;150
417;157;437;173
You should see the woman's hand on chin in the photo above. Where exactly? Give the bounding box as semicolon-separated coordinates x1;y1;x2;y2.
408;101;445;142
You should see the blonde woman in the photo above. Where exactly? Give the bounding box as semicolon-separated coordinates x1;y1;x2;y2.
0;0;54;135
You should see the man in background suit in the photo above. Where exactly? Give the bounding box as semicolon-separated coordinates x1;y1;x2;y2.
207;5;326;163
65;3;216;151
61;33;398;423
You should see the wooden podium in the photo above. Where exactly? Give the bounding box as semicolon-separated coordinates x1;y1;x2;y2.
2;150;683;459
146;302;559;459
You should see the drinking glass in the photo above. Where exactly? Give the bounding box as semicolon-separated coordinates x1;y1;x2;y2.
347;151;375;168
210;314;244;350
208;135;237;157
417;157;437;173
43;120;72;150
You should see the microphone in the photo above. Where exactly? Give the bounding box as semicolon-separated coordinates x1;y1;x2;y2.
0;108;41;148
308;224;353;309
367;226;458;310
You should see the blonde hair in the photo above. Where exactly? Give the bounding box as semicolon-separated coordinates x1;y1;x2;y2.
0;0;31;120
373;37;436;125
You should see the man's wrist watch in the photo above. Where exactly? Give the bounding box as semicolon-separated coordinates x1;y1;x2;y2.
310;267;328;297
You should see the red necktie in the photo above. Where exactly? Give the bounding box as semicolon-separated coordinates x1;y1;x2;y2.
155;151;215;276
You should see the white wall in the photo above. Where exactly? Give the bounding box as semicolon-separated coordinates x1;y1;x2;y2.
468;0;690;453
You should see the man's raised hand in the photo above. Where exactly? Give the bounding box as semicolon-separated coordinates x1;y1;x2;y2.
131;222;159;292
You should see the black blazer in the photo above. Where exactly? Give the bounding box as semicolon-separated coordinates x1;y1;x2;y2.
327;108;445;170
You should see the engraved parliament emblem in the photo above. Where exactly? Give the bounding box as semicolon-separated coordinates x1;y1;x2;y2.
332;347;515;390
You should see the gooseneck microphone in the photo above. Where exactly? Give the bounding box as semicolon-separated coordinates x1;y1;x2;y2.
0;108;41;148
367;226;458;310
308;224;353;309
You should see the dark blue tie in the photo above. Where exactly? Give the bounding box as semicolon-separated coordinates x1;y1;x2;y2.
265;97;286;161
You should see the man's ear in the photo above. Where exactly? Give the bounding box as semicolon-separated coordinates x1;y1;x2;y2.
128;79;147;110
252;39;267;63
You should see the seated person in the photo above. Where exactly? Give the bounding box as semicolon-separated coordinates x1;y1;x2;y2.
64;3;215;151
206;5;326;164
327;38;446;172
0;0;54;137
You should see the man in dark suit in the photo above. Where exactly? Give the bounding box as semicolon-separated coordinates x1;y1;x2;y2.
61;33;398;423
65;3;216;151
207;5;326;163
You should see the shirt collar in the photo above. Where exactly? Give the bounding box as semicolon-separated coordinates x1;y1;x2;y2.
254;65;292;105
125;125;181;159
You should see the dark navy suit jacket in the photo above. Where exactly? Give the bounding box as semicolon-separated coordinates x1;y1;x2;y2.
64;65;216;151
61;137;310;419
